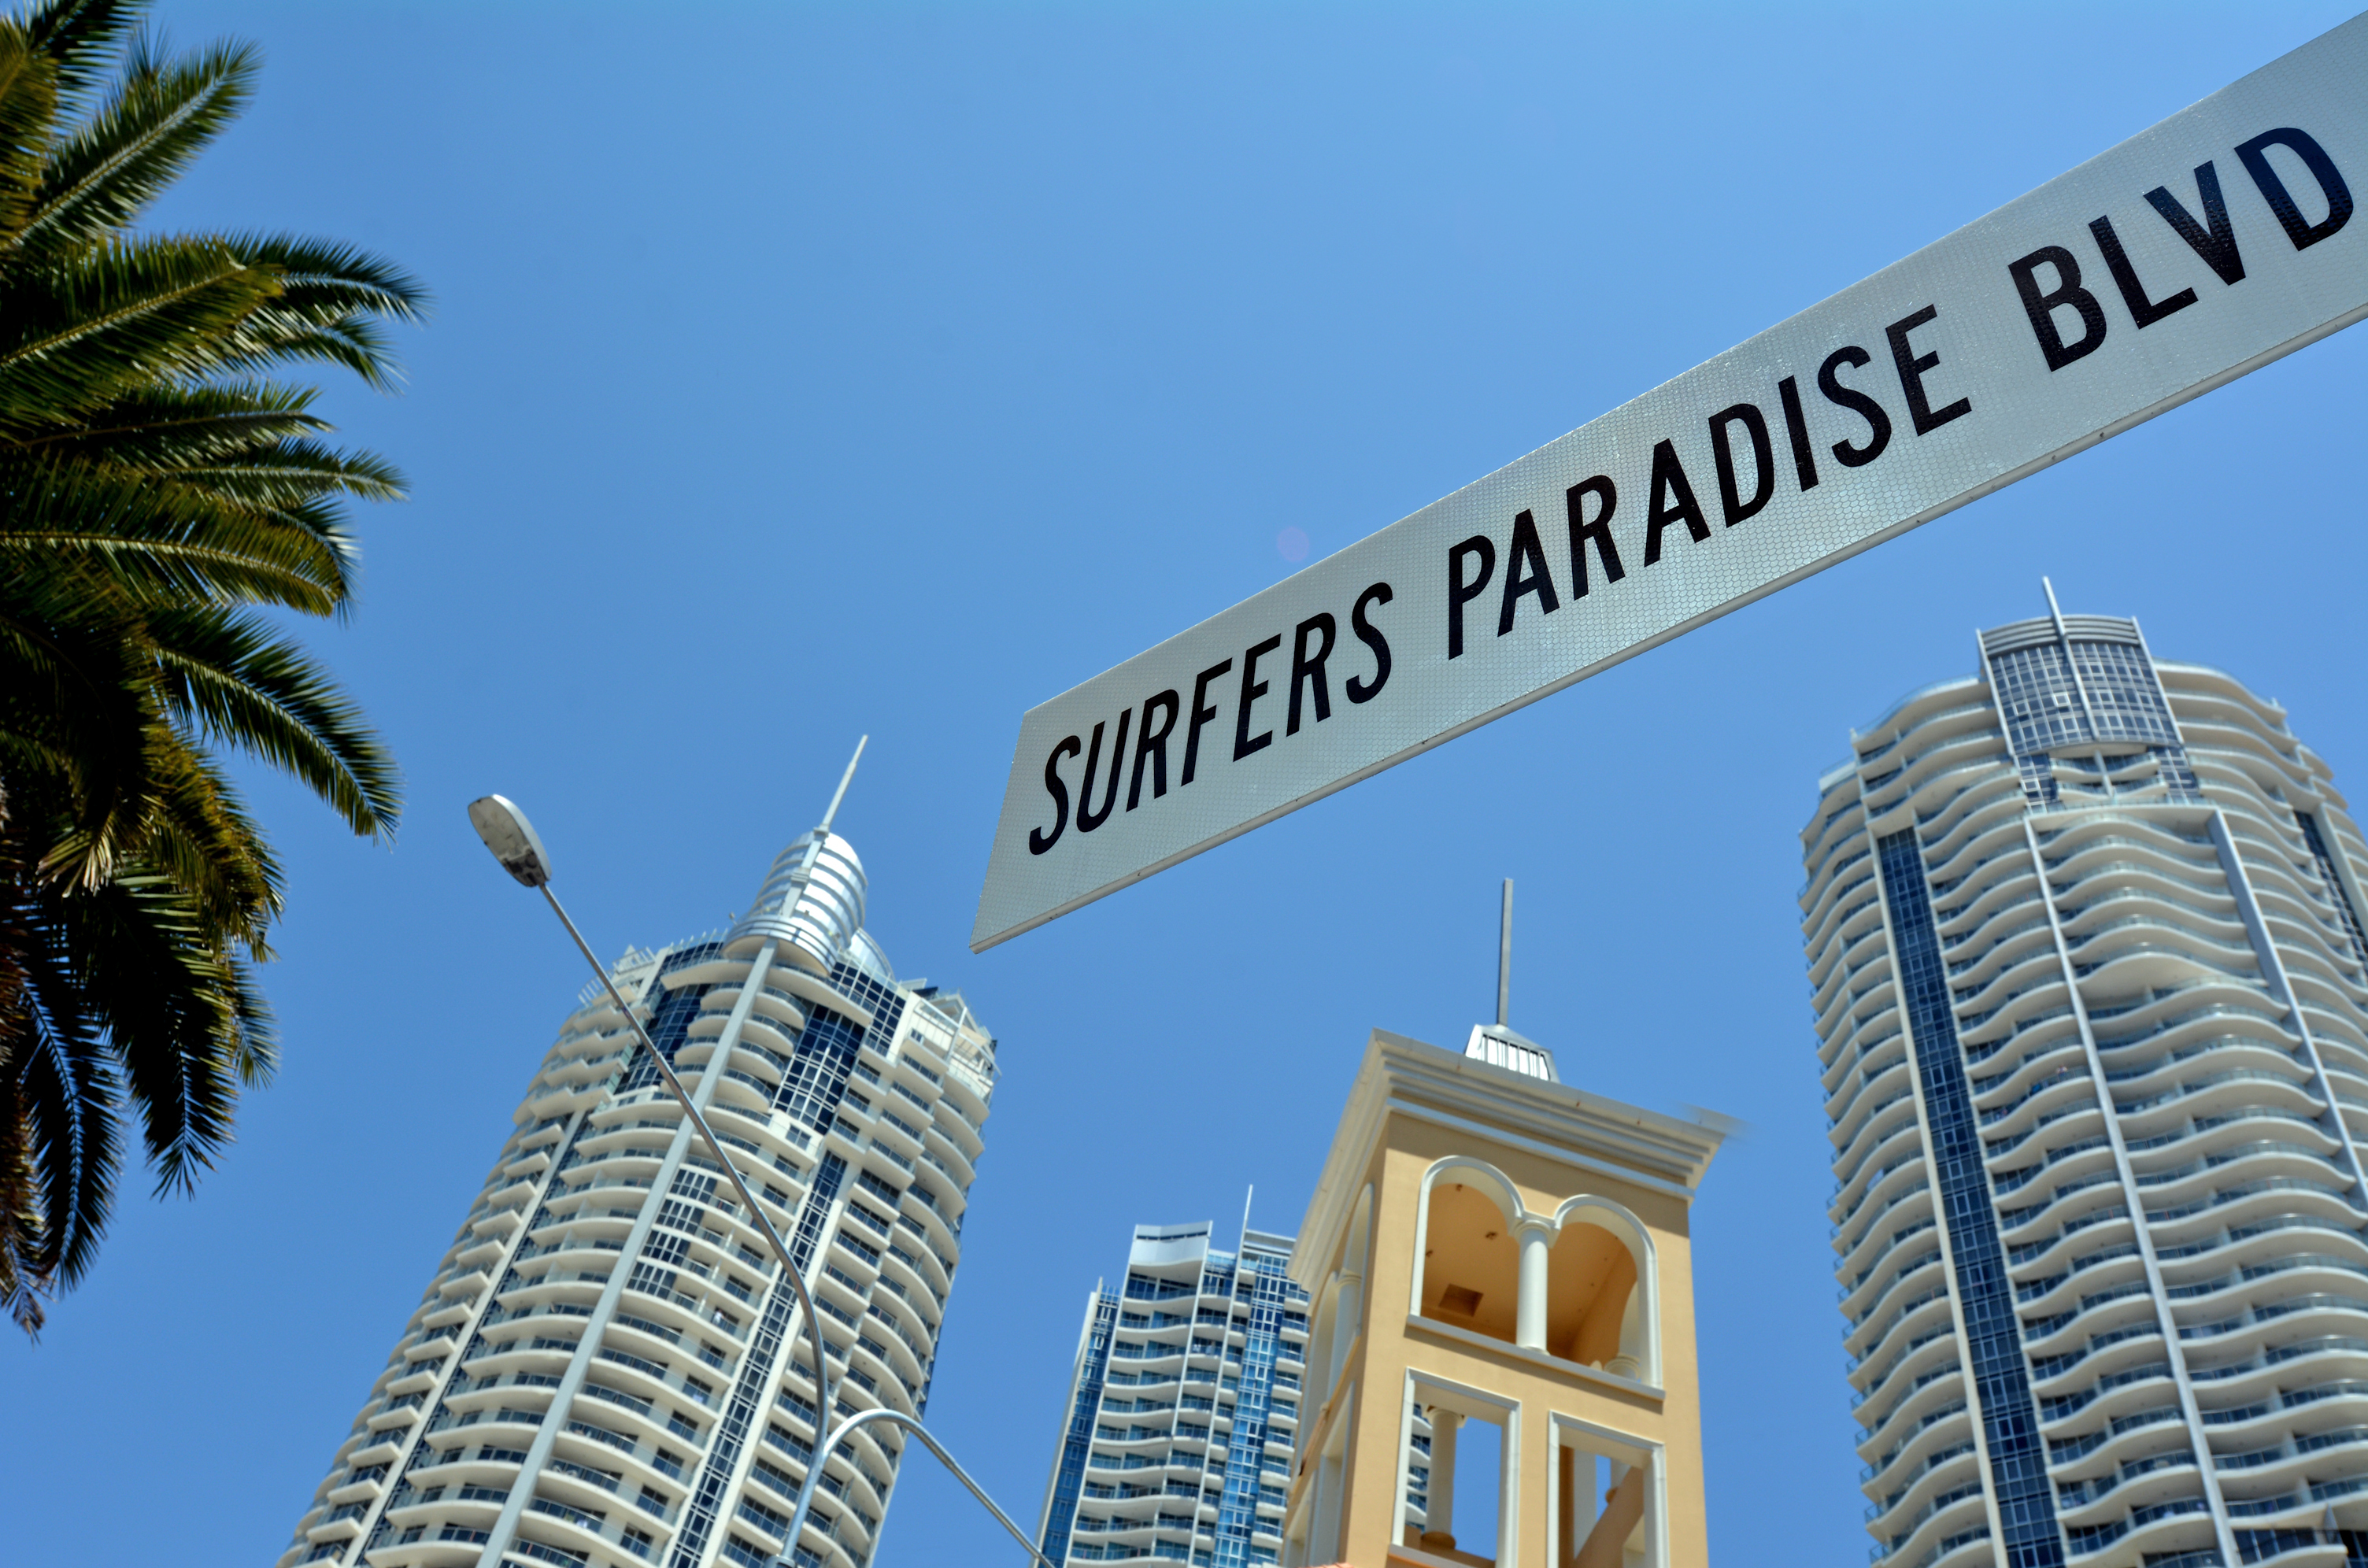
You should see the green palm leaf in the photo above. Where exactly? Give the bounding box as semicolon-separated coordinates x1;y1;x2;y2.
0;0;420;1332
13;33;253;263
147;604;399;838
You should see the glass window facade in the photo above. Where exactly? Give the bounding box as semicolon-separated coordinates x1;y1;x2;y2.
1878;830;2064;1568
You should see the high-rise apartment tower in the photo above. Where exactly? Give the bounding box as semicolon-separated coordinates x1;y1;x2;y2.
1804;593;2368;1568
1034;1220;1312;1566
279;825;998;1568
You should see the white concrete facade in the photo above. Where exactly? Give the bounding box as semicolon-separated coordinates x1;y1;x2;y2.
277;831;998;1568
1804;604;2368;1568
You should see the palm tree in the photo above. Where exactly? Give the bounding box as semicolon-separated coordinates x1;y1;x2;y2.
0;0;423;1334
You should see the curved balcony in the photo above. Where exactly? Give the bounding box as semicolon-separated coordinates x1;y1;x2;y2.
1985;1101;2107;1164
1871;1477;1989;1568
1865;1443;1980;1536
1837;1198;1932;1297
2029;1319;2165;1396
1832;1052;1913;1140
1835;1122;1925;1219
1860;1363;1967;1447
1860;1400;1970;1488
1836;1096;1920;1186
1837;1176;1935;1263
1848;1250;1947;1338
2010;1204;2133;1278
1852;1315;1957;1403
2023;1281;2159;1363
1972;1037;2088;1110
1999;1166;2122;1242
2061;1492;2215;1562
2052;1448;2201;1528
2017;1242;2146;1313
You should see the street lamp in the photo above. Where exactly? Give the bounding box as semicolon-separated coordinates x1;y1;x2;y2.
466;785;1053;1568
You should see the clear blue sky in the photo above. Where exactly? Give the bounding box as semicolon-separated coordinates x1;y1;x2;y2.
4;4;2363;1565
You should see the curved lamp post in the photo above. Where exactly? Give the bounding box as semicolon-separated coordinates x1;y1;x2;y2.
465;790;1053;1568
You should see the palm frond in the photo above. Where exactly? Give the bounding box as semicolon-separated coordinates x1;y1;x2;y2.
105;723;279;956
20;0;139;119
0;377;331;459
14;33;254;263
0;864;122;1292
0;447;357;612
146;604;399;838
0;235;276;421
0;22;56;249
52;863;241;1197
225;232;427;322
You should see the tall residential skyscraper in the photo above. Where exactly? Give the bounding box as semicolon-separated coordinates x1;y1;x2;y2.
1034;1220;1313;1567
1803;594;2368;1568
278;825;998;1568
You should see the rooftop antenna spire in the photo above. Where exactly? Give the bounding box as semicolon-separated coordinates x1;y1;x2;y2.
1240;1185;1255;1252
1497;878;1514;1028
1465;878;1556;1082
819;735;868;835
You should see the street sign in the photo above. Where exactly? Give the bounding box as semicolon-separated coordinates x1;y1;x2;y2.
973;16;2368;953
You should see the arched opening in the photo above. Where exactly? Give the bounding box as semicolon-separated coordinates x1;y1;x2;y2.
1552;1197;1656;1382
1419;1179;1521;1347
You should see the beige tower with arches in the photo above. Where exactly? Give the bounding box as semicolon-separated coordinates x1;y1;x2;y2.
1279;1029;1724;1568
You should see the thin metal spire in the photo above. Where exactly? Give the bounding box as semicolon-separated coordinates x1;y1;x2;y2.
1239;1185;1255;1251
819;735;868;834
1497;878;1514;1028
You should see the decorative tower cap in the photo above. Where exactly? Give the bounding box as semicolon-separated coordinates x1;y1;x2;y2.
725;737;871;977
1464;877;1557;1082
727;829;867;976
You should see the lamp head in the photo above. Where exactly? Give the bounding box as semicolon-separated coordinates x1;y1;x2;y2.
468;795;553;888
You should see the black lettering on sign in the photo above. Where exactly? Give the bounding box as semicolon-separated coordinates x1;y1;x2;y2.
1642;440;1711;565
1564;477;1623;596
1127;690;1180;811
1075;710;1131;833
1817;346;1893;465
1234;634;1282;760
1181;659;1232;786
1345;582;1393;704
1707;403;1774;526
1497;509;1560;635
2147;162;2245;286
2089;215;2196;328
1777;375;1819;492
1885;306;1973;434
2235;127;2354;251
1288;613;1337;734
1029;735;1082;856
2008;246;2109;371
1447;534;1495;659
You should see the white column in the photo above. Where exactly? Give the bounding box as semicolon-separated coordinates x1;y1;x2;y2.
1427;1409;1460;1544
1328;1270;1363;1389
1606;1284;1645;1381
1515;1221;1552;1351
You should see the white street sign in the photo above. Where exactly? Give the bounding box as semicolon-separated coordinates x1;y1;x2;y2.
974;17;2368;953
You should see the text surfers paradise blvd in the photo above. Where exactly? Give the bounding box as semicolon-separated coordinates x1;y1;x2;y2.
1022;127;2352;855
974;16;2368;952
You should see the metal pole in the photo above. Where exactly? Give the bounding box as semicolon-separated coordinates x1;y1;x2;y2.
1496;878;1514;1028
534;884;838;1433
820;736;868;834
781;1407;1058;1568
